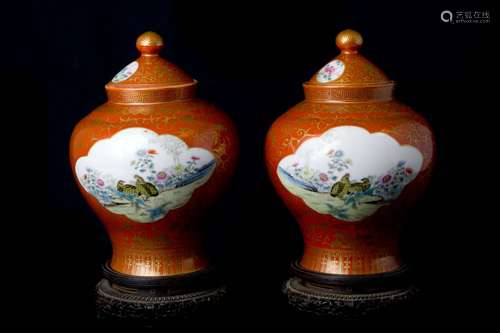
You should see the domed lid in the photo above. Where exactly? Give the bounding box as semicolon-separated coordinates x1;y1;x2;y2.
105;31;197;104
304;29;394;102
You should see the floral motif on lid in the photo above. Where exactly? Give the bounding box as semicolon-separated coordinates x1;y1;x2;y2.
307;29;391;86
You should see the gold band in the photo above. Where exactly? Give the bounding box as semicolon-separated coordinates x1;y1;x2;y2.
105;82;197;104
303;82;394;103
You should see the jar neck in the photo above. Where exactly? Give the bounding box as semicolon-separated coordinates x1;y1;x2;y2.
105;81;197;105
303;82;395;103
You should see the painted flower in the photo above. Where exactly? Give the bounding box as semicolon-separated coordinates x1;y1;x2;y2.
191;156;200;161
97;179;105;187
148;149;157;155
405;167;413;175
137;149;147;156
382;175;392;183
292;162;299;167
319;173;329;182
335;150;343;157
157;171;168;180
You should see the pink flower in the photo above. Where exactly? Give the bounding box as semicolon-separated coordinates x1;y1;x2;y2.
382;175;392;183
319;173;328;182
97;179;105;187
405;167;413;175
157;171;167;180
191;156;200;161
292;162;299;167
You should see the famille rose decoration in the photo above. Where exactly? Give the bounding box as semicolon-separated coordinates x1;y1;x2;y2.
75;128;216;223
265;29;435;316
69;31;238;319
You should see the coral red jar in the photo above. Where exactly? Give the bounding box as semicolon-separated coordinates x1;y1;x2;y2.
265;29;435;313
69;31;238;280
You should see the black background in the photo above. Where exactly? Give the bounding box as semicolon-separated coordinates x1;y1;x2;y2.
30;0;496;326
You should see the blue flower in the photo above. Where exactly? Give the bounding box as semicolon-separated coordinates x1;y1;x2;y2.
137;149;147;156
335;150;343;157
397;160;406;167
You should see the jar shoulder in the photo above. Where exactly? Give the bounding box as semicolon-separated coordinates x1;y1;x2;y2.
265;100;435;172
70;99;239;166
77;99;234;127
267;100;433;144
273;100;429;129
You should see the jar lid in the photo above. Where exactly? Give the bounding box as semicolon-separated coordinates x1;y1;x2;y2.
304;29;394;103
105;31;197;104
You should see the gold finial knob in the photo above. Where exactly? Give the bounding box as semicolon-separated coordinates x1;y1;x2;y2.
336;29;363;53
136;31;164;55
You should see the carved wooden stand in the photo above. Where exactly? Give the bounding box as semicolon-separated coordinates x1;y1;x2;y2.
283;261;418;319
96;262;226;321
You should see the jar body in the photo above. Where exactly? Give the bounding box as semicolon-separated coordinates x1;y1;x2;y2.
70;99;238;276
265;100;434;275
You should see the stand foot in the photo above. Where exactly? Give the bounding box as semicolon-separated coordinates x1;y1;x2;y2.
283;262;418;319
96;262;226;321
